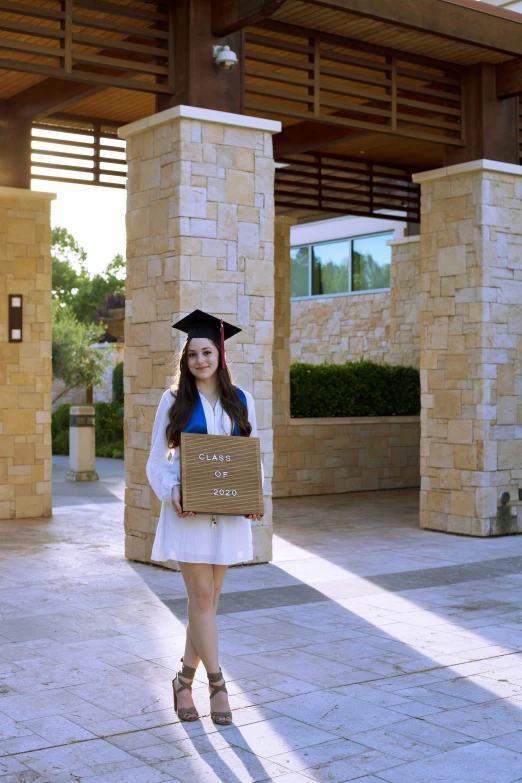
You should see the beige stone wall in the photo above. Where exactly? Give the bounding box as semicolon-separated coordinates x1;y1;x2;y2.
415;161;522;536
386;236;421;369
0;187;54;519
289;237;421;369
291;291;390;365
273;416;420;497
119;106;279;569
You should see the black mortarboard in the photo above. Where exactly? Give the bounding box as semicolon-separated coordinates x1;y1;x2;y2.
172;309;241;368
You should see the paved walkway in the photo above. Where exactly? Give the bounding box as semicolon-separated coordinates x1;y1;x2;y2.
1;459;522;782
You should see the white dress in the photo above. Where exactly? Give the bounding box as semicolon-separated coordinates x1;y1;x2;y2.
147;387;260;566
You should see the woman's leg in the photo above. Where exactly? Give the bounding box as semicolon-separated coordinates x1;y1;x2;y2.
178;562;232;723
178;562;219;672
182;564;229;668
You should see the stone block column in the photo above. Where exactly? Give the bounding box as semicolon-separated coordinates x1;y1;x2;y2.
386;235;421;370
0;187;55;519
272;216;296;493
119;106;280;568
413;160;522;536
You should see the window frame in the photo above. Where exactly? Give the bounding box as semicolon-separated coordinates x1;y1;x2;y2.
290;231;393;301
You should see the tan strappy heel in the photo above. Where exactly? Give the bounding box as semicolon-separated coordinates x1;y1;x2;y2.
172;657;199;721
207;668;232;725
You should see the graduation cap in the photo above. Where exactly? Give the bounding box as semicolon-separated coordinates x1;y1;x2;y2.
172;309;241;369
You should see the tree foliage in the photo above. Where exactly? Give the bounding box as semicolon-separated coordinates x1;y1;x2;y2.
51;226;125;325
52;301;110;403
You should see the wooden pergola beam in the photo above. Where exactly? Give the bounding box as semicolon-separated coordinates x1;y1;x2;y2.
308;0;522;58
211;0;288;36
6;79;107;121
497;58;522;100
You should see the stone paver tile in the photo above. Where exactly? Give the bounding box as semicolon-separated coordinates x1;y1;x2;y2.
268;737;370;771
76;766;174;783
334;684;410;709
220;715;336;757
488;730;522;753
385;701;442;719
63;704;136;736
349;727;440;762
377;741;522;783
424;699;522;740
0;690;91;723
155;745;290;782
67;676;172;718
105;729;166;752
0;732;59;755
264;691;404;736
368;673;448;693
0;758;27;777
0;771;47;783
389;718;477;751
291;749;403;782
265;774;321;783
125;709;180;731
0;714;35;743
14;737;141;779
241;649;374;689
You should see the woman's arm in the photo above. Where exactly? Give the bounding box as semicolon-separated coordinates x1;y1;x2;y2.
146;391;181;503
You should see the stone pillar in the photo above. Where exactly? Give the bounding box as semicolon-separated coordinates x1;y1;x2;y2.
67;406;98;482
413;160;522;536
386;235;421;370
119;105;280;568
0;187;55;519
272;216;296;493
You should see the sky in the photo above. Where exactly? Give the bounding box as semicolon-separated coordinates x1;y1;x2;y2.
32;179;127;276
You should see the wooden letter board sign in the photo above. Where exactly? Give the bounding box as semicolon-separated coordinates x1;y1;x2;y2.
180;432;264;515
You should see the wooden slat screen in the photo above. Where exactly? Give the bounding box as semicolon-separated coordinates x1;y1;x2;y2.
0;0;173;93
275;153;420;222
31;122;127;188
246;20;464;147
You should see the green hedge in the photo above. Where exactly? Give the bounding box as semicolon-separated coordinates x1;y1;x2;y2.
290;359;420;418
52;401;124;459
112;361;124;405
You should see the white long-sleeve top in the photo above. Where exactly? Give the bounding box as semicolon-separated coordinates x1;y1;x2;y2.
146;387;260;565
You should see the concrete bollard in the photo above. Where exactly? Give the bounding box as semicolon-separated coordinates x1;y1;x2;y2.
66;406;99;482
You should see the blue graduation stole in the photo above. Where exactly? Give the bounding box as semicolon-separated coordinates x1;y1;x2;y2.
183;387;247;436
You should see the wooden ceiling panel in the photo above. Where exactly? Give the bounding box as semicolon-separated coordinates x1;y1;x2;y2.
272;1;512;65
62;84;155;123
0;69;44;98
326;133;445;170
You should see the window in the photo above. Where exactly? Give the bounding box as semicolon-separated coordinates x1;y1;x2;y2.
290;232;393;300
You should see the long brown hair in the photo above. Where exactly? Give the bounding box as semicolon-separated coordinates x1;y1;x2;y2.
166;338;252;448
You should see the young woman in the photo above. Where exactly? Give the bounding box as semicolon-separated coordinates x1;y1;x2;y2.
146;309;263;726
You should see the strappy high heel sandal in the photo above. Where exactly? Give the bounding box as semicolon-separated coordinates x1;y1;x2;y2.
172;657;199;722
207;668;233;725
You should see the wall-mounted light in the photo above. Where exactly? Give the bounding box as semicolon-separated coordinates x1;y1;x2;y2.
213;45;238;72
8;295;22;342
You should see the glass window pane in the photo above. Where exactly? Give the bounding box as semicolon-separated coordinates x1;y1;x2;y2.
352;233;392;292
311;241;349;296
290;246;310;298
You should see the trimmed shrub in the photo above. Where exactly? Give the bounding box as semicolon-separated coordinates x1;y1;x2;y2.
290;359;420;418
112;361;124;405
52;401;124;458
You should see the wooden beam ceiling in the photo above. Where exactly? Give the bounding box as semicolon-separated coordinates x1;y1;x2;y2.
274;122;366;157
306;0;522;58
211;0;289;36
6;79;108;121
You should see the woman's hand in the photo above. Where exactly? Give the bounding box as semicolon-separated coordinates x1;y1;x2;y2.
244;514;264;522
171;485;196;518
